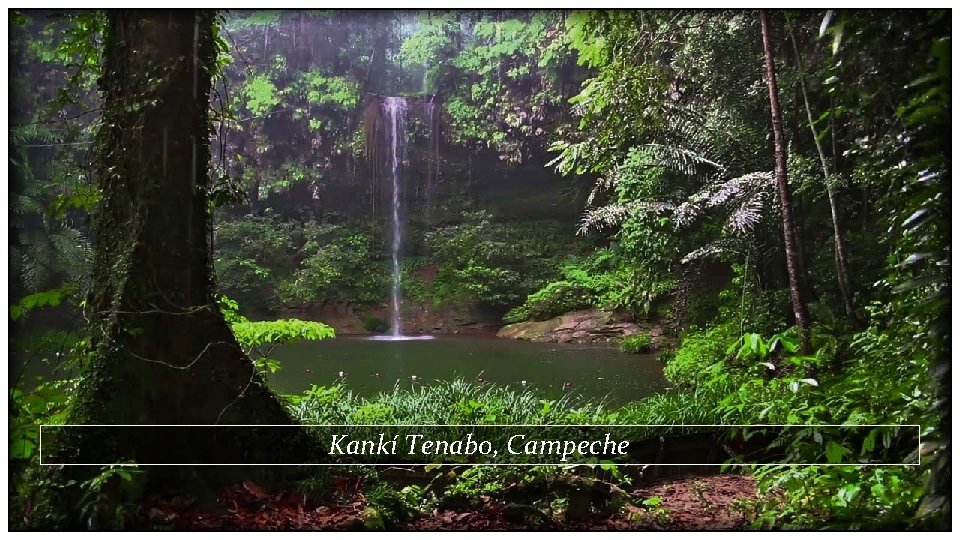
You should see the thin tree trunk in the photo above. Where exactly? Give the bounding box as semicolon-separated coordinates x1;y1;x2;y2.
787;23;859;326
760;10;812;353
468;153;476;207
250;171;261;205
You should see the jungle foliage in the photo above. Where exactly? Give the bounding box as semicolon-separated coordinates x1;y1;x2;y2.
7;7;950;531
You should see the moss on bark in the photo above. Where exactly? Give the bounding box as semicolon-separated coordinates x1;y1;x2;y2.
41;11;316;527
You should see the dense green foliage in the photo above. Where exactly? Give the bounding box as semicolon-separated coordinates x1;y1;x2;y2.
503;248;670;323
619;333;653;354
215;216;387;310
418;211;572;310
401;12;574;162
7;7;949;531
214;210;576;315
649;319;932;529
230;314;335;378
288;379;608;426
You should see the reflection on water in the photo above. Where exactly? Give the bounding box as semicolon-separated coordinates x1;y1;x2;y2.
269;335;666;405
367;335;435;342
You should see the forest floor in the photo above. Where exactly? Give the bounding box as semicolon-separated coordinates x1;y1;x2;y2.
138;473;758;531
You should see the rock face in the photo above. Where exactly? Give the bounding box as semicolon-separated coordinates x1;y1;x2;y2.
404;304;501;335
497;309;666;346
276;305;665;344
277;303;500;336
277;304;368;334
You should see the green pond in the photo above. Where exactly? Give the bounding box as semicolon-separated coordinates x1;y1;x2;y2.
268;336;666;405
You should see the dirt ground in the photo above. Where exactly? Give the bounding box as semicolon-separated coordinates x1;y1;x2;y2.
138;473;759;531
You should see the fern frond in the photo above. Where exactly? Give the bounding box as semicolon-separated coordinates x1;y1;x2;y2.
705;172;774;208
20;248;53;292
681;239;741;264
586;171;618;206
727;197;764;233
579;200;675;234
643;143;727;175
674;171;774;230
49;226;93;286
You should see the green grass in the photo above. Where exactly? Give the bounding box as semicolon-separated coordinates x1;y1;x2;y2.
284;378;612;426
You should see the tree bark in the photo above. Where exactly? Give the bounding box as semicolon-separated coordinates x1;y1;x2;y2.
56;10;310;484
787;23;859;327
759;11;812;353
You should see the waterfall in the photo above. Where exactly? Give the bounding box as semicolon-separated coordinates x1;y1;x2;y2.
423;98;438;225
384;96;407;337
365;96;434;342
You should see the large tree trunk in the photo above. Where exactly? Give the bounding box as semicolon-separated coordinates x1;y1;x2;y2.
56;9;308;481
759;11;812;353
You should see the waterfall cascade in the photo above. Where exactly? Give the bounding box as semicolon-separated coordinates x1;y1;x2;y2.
368;96;433;341
385;96;406;338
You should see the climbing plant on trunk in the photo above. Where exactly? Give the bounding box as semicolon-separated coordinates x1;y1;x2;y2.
56;9;308;484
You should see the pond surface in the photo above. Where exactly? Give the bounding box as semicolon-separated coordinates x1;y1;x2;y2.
268;336;666;405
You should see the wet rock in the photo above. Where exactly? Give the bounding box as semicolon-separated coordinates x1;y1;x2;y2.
276;302;502;337
497;309;669;347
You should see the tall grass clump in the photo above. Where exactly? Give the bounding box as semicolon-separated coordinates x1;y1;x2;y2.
285;378;613;426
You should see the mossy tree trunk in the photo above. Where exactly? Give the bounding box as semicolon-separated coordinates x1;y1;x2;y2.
59;9;304;473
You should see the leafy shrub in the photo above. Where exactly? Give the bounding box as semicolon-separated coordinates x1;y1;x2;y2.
505;249;677;324
501;306;528;324
424;211;570;309
727;328;800;362
10;378;76;461
240;74;280;116
232;317;335;379
367;484;423;527
663;324;736;387
231;319;336;351
77;464;145;530
398;258;431;304
751;465;924;530
656;349;675;364
296;69;359;110
361;315;389;334
219;295;336;378
504;256;609;323
442;466;514;502
216;217;387;310
504;279;592;322
620;333;653;353
276;222;386;308
650;318;933;528
217;294;245;324
9;286;76;321
214;215;295;304
715;285;793;340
